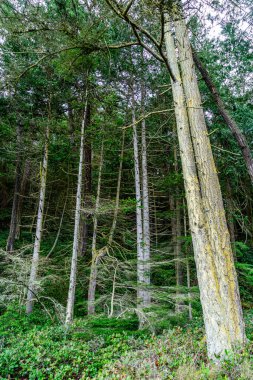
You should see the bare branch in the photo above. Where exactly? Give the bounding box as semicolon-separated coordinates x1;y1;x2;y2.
122;108;173;129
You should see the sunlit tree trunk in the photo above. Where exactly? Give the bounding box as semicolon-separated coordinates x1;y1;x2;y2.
141;86;151;308
65;106;87;325
6;123;22;252
164;12;245;358
87;140;104;315
26;125;49;314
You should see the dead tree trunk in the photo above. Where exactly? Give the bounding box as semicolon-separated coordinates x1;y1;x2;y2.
87;140;104;315
141;86;151;308
26;125;49;314
131;91;145;314
65;105;87;325
80;104;92;256
108;130;125;245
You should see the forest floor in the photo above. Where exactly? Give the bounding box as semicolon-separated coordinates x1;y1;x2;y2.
0;306;253;380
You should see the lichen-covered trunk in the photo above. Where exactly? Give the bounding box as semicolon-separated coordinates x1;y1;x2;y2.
193;51;253;185
164;13;245;358
26;126;49;314
174;14;245;355
65;108;86;325
87;140;104;315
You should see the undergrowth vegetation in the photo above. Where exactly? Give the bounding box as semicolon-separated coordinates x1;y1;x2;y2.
1;306;253;379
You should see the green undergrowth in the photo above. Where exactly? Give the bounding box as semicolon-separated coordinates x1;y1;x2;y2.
0;306;253;379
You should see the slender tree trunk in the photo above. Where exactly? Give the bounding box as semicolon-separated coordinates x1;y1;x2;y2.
65;106;87;325
132;92;145;313
6;123;22;252
80;104;92;256
108;130;125;245
141;87;151;307
193;51;253;184
186;257;192;320
175;197;183;312
152;187;158;249
87;140;104;315
15;160;31;240
164;13;245;358
173;146;184;313
46;190;68;259
183;200;192;319
26;126;49;314
109;261;118;317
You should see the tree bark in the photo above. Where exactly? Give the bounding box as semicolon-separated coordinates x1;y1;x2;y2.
141;87;151;308
65;105;87;325
108;130;125;245
132;93;145;313
192;51;253;184
80;104;92;256
26;126;49;314
6;123;23;252
174;145;184;313
164;12;245;358
87;140;104;315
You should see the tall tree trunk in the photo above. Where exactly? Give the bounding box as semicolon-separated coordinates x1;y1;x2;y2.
80;104;92;256
26;126;49;314
65;106;87;325
164;13;245;358
174;146;184;313
192;51;253;184
87;140;104;315
175;197;183;312
15;160;31;240
184;200;192;320
47;189;68;259
132;92;145;313
108;130;125;245
6;123;22;252
141;87;151;308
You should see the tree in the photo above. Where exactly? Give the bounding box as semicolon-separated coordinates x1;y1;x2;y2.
26;125;49;314
164;6;245;357
66;99;88;325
